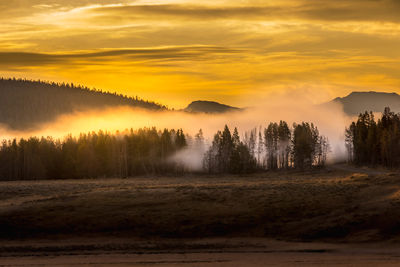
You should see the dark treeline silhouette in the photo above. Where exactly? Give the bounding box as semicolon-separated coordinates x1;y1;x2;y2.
203;126;257;174
0;122;330;180
0;128;187;180
346;107;400;167
0;78;167;130
203;122;330;174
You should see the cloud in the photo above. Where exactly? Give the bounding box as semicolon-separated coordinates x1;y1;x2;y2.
89;4;280;21
0;93;352;166
1;0;400;107
0;0;125;23
0;46;242;67
87;1;400;23
297;0;400;23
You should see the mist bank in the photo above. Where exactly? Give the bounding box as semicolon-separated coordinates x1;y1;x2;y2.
0;96;352;164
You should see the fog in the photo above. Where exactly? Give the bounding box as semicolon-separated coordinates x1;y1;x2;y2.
0;95;353;169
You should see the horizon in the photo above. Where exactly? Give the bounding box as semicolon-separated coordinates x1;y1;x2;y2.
3;76;400;110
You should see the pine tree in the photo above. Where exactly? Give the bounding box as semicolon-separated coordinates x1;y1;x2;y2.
278;121;291;169
257;126;264;168
264;123;279;170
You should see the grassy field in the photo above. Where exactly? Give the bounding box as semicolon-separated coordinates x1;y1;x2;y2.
1;166;400;243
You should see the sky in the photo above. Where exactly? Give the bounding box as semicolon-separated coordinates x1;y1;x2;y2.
1;0;400;108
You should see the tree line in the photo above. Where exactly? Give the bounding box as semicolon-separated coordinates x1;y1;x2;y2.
0;121;330;180
345;107;400;167
203;122;330;174
0;128;187;180
0;78;167;130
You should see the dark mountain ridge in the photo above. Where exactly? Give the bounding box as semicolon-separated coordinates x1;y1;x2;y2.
0;78;166;130
2;77;399;131
331;91;400;115
184;100;240;113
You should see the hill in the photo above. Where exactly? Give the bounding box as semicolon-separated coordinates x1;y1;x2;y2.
184;100;240;113
331;91;400;115
0;78;166;130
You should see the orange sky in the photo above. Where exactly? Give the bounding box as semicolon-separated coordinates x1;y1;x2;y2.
1;0;400;108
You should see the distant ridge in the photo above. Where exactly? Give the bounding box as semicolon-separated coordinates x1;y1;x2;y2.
184;100;240;113
0;78;167;130
331;91;400;115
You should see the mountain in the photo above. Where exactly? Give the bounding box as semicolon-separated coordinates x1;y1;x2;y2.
0;78;166;130
184;100;240;113
331;91;400;115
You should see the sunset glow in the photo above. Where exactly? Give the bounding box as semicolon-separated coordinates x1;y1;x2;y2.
1;0;400;107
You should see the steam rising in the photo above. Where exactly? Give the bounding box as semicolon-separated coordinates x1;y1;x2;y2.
169;140;207;171
0;95;352;169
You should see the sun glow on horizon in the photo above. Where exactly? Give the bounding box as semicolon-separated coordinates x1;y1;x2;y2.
1;0;400;108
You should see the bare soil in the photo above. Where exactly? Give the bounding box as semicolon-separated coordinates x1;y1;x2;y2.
1;238;400;266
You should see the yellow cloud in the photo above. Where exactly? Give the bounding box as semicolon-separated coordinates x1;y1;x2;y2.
1;0;400;108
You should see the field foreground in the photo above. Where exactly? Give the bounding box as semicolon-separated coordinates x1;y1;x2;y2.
1;166;400;265
1;239;400;266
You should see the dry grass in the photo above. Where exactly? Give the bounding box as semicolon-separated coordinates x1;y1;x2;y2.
1;168;400;242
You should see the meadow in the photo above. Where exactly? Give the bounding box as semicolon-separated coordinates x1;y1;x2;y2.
2;166;400;265
1;166;400;242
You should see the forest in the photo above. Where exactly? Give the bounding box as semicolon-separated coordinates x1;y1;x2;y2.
203;122;329;174
0;121;330;180
346;107;400;167
0;128;187;180
0;78;166;130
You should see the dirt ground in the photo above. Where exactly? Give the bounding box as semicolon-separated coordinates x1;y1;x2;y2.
1;166;400;265
1;238;400;266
